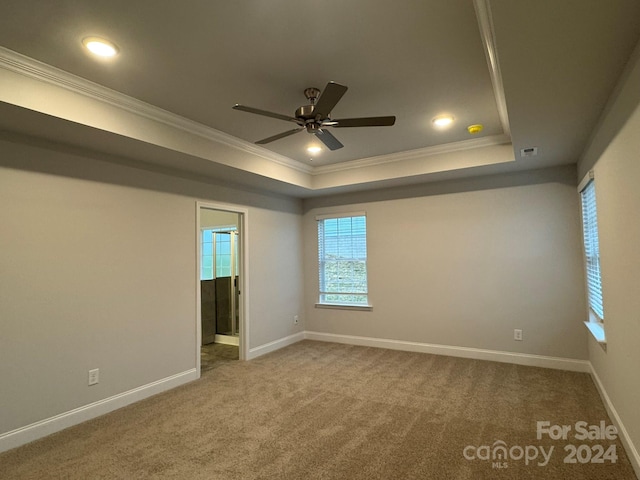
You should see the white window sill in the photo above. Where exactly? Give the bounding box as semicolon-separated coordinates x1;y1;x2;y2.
584;321;606;346
315;303;373;312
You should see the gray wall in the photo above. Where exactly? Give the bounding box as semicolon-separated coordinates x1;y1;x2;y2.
0;136;304;435
303;166;588;360
3;39;639;458
200;209;238;229
578;39;640;465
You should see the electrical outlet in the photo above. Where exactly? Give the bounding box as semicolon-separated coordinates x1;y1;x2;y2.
88;368;99;386
514;329;523;341
294;315;299;325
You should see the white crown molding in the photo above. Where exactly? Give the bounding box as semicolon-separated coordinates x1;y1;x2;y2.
311;134;512;175
306;2;515;182
0;30;512;181
474;0;511;137
0;46;313;175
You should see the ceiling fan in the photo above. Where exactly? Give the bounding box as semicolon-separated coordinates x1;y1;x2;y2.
232;82;396;151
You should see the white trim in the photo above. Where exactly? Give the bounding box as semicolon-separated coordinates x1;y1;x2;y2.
214;334;240;346
315;211;366;221
247;332;305;360
196;201;250;364
0;46;312;175
584;321;606;345
304;331;591;372
590;364;640;478
0;46;512;180
311;134;511;175
196;207;203;375
315;303;373;311
473;0;511;137
0;369;197;453
201;225;237;233
578;170;595;193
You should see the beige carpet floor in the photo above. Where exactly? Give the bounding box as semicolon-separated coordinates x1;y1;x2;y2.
200;342;239;373
1;340;636;479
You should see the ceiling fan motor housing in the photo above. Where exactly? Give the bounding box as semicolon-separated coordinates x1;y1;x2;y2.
299;87;324;131
295;104;317;121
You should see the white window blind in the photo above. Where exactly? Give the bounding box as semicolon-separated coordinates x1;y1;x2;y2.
580;180;604;321
317;215;368;305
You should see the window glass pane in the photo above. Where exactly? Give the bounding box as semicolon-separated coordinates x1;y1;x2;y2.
201;229;239;281
318;215;368;305
201;266;213;280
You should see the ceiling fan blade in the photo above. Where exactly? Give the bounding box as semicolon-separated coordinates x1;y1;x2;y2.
233;104;300;124
313;82;348;119
314;129;344;151
255;128;303;145
333;116;396;127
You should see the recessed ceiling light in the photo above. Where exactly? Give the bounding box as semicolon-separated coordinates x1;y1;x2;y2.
82;37;119;57
432;115;454;128
307;145;322;154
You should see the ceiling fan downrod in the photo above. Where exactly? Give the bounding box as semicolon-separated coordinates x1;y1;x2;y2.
296;87;322;125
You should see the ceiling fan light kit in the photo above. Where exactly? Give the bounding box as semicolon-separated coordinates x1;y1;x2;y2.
233;82;396;151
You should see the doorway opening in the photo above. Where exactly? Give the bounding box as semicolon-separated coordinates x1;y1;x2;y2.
197;203;248;375
202;229;239;342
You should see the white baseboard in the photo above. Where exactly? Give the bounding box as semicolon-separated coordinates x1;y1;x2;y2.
304;331;591;372
304;332;640;476
0;334;606;458
590;365;640;479
247;331;305;360
0;368;197;454
214;334;239;346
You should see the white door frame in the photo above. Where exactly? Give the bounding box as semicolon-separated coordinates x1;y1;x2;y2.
196;201;249;374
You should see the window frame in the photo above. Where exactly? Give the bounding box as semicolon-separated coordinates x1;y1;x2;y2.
578;171;606;345
315;212;372;310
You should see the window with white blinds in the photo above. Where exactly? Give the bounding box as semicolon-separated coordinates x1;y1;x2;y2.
317;214;368;305
580;179;604;321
